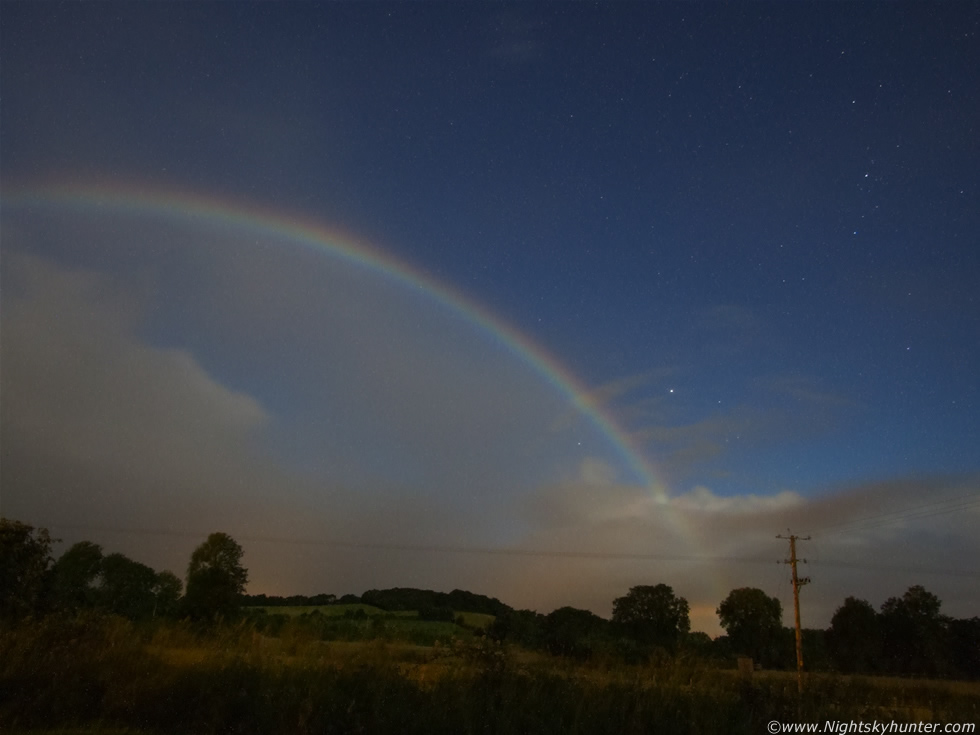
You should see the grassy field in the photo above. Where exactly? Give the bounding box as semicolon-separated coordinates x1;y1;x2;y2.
248;605;495;629
2;615;978;734
247;603;392;617
455;611;495;629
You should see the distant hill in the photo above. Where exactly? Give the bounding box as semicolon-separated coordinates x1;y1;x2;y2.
243;588;512;616
242;592;339;607
361;587;512;616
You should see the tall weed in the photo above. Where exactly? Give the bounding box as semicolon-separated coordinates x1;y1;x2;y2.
3;617;978;734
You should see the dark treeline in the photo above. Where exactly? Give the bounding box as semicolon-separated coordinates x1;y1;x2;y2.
244;592;343;607
243;587;511;618
361;587;511;617
3;518;978;679
1;518;245;623
824;589;980;679
484;586;980;680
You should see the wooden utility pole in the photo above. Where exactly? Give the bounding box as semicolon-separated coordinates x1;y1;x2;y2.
777;532;810;694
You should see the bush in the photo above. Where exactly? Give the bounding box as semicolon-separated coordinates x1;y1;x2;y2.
418;605;455;622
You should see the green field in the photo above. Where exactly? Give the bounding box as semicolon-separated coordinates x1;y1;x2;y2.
245;604;494;634
242;605;493;647
248;603;391;617
455;611;495;628
249;605;494;628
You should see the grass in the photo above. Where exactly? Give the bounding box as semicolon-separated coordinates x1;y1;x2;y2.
246;603;389;617
248;606;495;630
2;615;978;734
246;604;492;646
2;730;144;735
455;611;495;629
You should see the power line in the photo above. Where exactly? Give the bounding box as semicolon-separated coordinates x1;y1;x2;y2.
806;558;979;579
803;493;980;536
809;494;978;533
38;522;980;578
43;522;774;564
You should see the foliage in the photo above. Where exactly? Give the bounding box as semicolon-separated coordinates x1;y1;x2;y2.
100;552;159;620
184;532;248;621
260;608;463;646
612;583;691;652
827;597;881;673
360;587;511;616
444;588;512;616
4;615;979;735
0;517;56;620
243;591;336;607
418;604;455;622
48;540;104;612
247;603;387;617
153;570;184;618
542;606;609;659
799;628;831;671
717;588;783;668
455;611;496;630
4;517;977;681
487;608;546;649
879;585;948;676
681;631;716;658
947;617;980;680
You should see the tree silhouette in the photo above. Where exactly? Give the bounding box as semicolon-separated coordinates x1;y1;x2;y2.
947;617;980;680
153;570;184;618
827;597;880;673
100;552;159;620
543;606;608;659
612;584;690;652
717;587;783;667
184;532;248;621
0;518;55;619
49;541;104;612
879;585;947;676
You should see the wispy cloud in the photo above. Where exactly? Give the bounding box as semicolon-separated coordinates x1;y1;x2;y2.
765;374;855;408
551;369;677;433
2;245;976;639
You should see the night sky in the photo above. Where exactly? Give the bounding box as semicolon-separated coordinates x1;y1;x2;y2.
2;2;978;634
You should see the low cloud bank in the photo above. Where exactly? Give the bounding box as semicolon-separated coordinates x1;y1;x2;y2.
2;248;976;638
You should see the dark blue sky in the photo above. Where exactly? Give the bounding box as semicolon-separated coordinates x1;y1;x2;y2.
2;2;978;629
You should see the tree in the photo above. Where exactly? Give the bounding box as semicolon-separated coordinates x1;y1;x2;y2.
153;570;183;618
184;532;248;620
879;585;947;676
49;541;104;612
487;608;545;648
542;606;609;659
612;584;690;651
0;517;55;619
827;597;880;673
800;628;831;671
947;617;980;680
100;552;159;620
681;631;716;658
717;587;783;667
